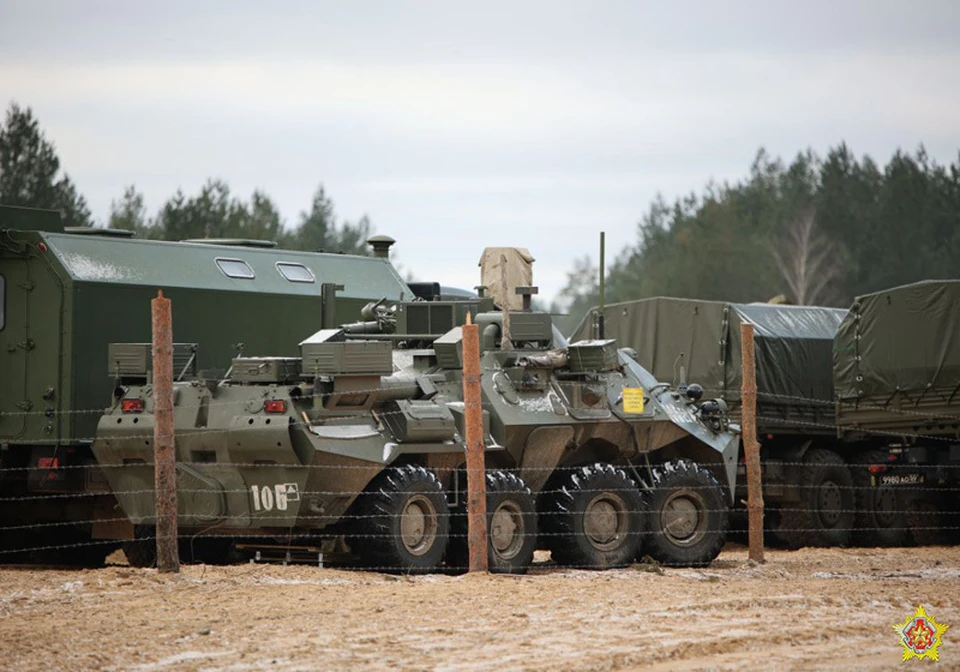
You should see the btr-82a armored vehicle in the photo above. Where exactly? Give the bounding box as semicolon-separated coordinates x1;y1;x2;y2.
93;294;740;572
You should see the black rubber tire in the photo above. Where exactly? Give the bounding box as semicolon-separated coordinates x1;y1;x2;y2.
644;459;728;567
906;497;957;546
182;538;238;565
777;448;854;548
349;465;450;574
447;471;538;574
764;506;794;548
122;525;157;568
26;529;118;568
850;450;911;547
540;463;643;570
58;540;119;567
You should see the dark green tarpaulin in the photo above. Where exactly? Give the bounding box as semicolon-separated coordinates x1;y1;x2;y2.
835;280;960;399
834;280;960;436
571;297;847;432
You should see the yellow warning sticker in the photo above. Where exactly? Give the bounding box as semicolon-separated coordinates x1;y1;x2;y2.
622;388;645;414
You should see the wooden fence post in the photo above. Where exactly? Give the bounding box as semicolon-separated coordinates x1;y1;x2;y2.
740;322;765;563
462;313;488;572
152;290;179;573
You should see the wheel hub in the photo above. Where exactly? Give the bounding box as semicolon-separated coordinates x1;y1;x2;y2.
583;494;627;551
400;495;438;556
490;501;524;559
874;487;898;526
818;480;843;526
660;490;707;547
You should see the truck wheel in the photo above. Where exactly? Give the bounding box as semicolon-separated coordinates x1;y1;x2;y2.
541;463;643;569
122;525;157;568
645;459;728;567
447;471;537;574
350;465;450;574
906;497;956;546
851;450;910;547
777;448;854;547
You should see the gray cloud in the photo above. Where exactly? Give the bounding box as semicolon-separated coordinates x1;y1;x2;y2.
2;0;959;302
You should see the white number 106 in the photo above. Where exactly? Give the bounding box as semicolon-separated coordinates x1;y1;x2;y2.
250;483;300;512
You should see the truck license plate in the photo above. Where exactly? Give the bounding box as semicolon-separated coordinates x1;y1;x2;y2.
878;473;924;486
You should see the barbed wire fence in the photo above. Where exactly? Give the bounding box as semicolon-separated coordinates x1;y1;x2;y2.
0;378;958;572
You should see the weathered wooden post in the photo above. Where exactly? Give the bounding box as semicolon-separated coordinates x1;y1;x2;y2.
152;290;179;573
740;322;764;563
462;312;488;572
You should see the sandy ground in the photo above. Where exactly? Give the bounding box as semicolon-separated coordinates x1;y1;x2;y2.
0;545;958;671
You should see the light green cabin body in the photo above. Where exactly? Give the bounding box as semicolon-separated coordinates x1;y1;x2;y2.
0;205;410;447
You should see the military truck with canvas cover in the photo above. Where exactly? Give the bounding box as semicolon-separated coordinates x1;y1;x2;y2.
0;204;411;562
835;280;960;544
98;293;741;571
571;297;865;547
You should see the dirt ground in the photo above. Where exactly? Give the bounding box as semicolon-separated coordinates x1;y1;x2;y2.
0;544;958;671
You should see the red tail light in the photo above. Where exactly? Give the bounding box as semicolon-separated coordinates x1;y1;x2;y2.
868;464;888;475
121;398;144;413
37;456;63;481
264;399;287;414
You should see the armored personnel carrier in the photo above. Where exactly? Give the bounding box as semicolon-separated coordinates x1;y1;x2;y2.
93;331;537;574
94;291;740;571
392;293;741;569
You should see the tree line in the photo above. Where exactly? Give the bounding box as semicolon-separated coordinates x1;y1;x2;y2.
553;145;960;331
3;100;958;320
0;103;372;255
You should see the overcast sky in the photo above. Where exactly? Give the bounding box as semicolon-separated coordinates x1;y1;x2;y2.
2;0;959;304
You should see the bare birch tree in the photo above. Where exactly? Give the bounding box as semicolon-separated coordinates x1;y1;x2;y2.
771;209;845;305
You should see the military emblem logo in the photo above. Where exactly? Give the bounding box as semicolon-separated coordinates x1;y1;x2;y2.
893;605;949;662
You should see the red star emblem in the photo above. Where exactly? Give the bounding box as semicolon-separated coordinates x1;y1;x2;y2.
906;618;935;654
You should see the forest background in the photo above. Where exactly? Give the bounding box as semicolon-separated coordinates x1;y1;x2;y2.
3;101;958;332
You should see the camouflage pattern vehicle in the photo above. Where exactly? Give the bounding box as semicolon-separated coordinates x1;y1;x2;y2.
95;292;741;571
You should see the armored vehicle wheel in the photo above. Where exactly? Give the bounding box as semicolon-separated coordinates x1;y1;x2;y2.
447;470;537;574
644;459;728;567
777;448;854;548
350;465;450;574
122;526;157;568
182;538;237;565
851;450;910;547
27;530;118;568
541;463;643;570
58;541;118;567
